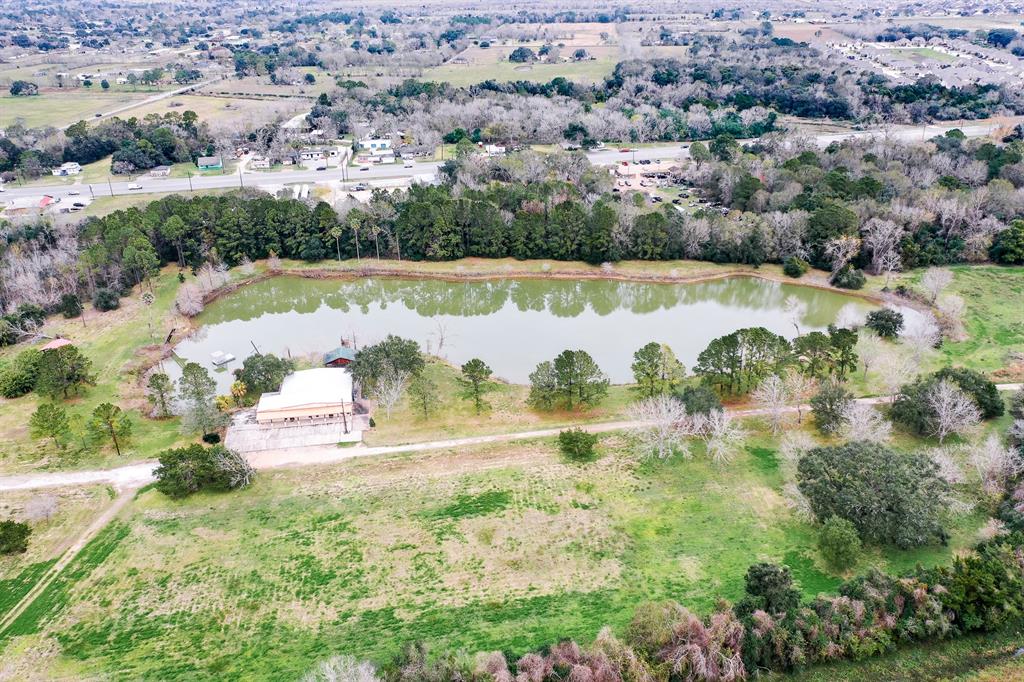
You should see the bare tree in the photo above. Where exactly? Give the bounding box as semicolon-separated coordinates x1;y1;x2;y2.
879;349;920;402
375;365;410;419
921;267;954;303
900;312;941;360
782;368;815;424
214;448;256;489
936;294;967;342
302;655;381;682
752;374;789;435
628;395;691;460
928;380;981;444
782;295;806;336
839;402;892;443
929;446;966;485
878;250;902;289
704;410;748;465
175;283;205;317
970;434;1023;495
856;329;886;381
824;235;861;274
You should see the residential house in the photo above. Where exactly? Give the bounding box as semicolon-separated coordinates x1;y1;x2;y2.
196;156;223;170
51;162;82;176
250;156;272;170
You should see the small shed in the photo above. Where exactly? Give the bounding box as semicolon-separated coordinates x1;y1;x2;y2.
323;346;356;367
40;338;73;351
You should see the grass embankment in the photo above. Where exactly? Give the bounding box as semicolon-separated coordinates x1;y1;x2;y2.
0;431;989;679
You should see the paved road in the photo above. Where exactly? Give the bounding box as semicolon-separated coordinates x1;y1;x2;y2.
1;119;1013;202
2;385;1018;493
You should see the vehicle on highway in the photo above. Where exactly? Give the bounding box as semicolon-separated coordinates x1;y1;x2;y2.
94;113;102;117
619;148;632;153
316;166;327;171
404;163;414;168
68;190;81;196
128;183;143;190
359;166;369;171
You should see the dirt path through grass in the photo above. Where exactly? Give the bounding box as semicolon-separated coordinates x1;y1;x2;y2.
5;387;1019;493
0;489;133;635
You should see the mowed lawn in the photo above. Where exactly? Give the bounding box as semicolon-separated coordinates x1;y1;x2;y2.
0;90;154;128
0;434;987;679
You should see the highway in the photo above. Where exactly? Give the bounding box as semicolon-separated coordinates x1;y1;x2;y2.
0;119;1010;203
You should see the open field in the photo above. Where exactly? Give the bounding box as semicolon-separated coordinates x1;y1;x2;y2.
0;89;156;128
422;57;617;86
197;68;334;98
0;432;990;679
883;47;958;64
121;94;305;129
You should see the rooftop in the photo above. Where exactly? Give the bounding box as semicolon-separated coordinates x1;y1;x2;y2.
257;367;353;414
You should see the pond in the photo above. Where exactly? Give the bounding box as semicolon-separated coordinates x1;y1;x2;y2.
173;275;881;390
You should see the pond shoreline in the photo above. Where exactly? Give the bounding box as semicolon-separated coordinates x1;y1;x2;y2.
197;258;898;310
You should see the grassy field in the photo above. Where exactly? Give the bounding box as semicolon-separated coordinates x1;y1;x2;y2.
122;94;305;129
0;90;156;129
883;47;958;63
0;429;990;679
421;57;617;86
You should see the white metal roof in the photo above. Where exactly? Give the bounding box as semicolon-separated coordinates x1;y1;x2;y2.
257;367;353;412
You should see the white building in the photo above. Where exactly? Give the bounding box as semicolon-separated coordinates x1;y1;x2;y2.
359;137;393;153
255;368;356;425
51;162;82;176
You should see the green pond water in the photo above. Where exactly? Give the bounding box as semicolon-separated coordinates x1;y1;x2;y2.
174;275;880;389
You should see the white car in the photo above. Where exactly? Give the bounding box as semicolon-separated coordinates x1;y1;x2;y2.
127;183;143;190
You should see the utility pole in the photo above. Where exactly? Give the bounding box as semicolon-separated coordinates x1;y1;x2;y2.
187;171;193;192
107;176;113;196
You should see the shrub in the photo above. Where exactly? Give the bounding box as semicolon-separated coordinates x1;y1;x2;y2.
201;432;221;444
59;293;83;319
0;348;42;398
558;428;599;462
865;308;904;338
830;265;866;290
989;219;1024;264
154;444;254;498
798;441;950;548
92;287;120;311
734;563;802;618
1011;388;1024;419
0;519;31;554
819;516;862;570
675;384;723;415
783;256;810;278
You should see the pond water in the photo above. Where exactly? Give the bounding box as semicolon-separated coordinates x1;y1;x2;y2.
173;275;880;390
